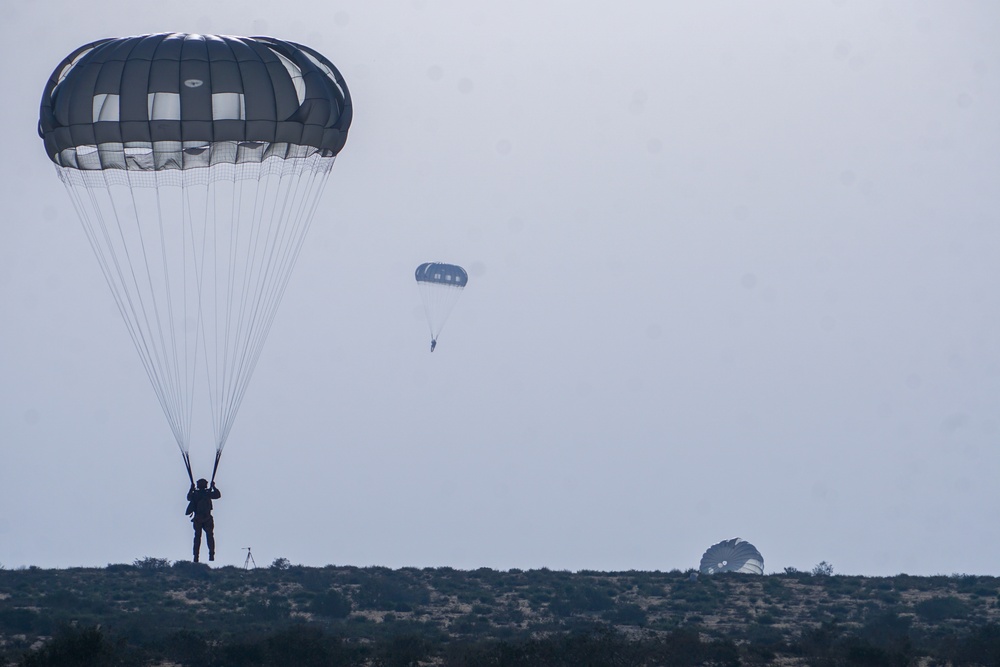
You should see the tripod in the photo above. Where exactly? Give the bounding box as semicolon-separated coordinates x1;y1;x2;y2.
242;547;257;570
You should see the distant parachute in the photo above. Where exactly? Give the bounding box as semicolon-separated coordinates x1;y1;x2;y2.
415;262;468;352
38;33;352;484
699;538;764;575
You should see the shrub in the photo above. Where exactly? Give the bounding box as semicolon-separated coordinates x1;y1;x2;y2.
19;625;142;667
375;634;431;667
0;607;48;634
133;557;171;570
309;589;352;619
946;622;1000;666
243;595;291;621
602;603;647;627
354;573;430;612
219;625;358;667
162;630;211;666
812;561;834;576
548;585;614;616
915;596;970;622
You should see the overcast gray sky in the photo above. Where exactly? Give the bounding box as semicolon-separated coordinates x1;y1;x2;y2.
2;1;999;576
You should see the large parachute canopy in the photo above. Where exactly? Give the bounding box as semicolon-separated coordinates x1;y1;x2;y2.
39;33;352;483
699;538;764;575
415;262;468;351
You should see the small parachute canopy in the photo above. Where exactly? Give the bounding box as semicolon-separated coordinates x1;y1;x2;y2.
699;538;764;575
415;262;468;349
415;262;468;287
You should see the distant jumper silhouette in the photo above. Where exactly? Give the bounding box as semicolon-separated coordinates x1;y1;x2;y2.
185;479;221;562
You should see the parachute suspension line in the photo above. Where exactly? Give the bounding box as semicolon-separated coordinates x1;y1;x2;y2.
215;157;333;452
214;163;264;456
152;173;194;449
60;156;336;485
418;281;464;341
221;162;273;449
59;168;189;452
120;169;189;445
117;171;189;449
217;158;333;450
208;172;226;452
234;160;330;408
228;159;322;402
419;282;436;340
186;172;214;473
181;177;206;453
236;157;314;381
63;178;169;432
207;164;244;455
217;162;274;451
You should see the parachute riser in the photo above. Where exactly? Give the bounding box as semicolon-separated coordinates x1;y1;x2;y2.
182;451;194;487
210;450;223;486
181;449;222;487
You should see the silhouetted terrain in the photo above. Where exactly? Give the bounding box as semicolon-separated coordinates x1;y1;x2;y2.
2;561;1000;665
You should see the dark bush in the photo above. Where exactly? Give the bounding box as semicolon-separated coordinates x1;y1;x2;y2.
602;603;648;627
242;595;291;621
217;625;364;667
161;630;211;666
354;574;430;612
374;634;431;667
450;613;492;635
915;596;970;622
549;584;615;616
945;622;1000;666
169;560;213;581
19;625;142;667
132;557;171;570
0;607;48;634
309;589;353;618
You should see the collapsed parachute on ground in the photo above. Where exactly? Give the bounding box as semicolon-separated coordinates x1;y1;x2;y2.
699;538;764;575
39;33;352;484
415;262;468;352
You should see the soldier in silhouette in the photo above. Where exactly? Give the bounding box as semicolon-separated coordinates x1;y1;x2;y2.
186;478;221;562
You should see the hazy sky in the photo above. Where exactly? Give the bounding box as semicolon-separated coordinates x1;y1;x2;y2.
2;1;999;576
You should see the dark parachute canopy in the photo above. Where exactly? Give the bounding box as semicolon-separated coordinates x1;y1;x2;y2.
699;538;764;575
39;34;352;484
40;33;351;166
415;262;468;287
415;262;468;351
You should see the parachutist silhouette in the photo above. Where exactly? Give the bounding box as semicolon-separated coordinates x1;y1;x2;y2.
186;479;221;563
415;262;468;351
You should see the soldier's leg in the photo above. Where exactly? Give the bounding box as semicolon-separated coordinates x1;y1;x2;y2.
193;520;203;562
206;517;216;561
